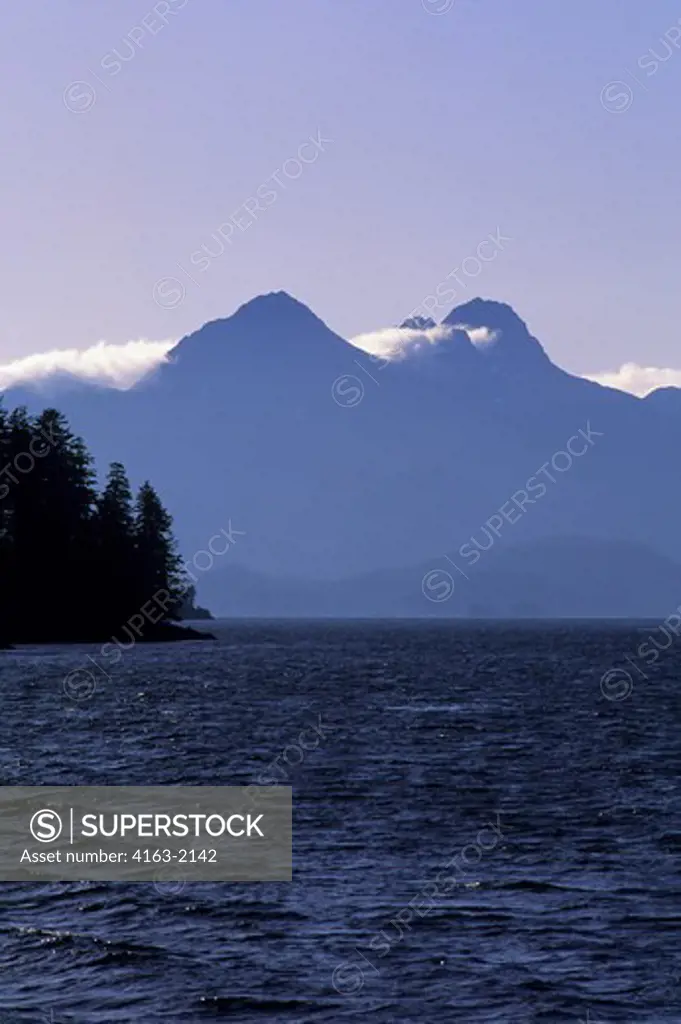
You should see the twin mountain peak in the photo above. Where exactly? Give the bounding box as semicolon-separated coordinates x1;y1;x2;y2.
168;292;555;382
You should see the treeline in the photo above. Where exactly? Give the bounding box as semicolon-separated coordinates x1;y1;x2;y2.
0;404;183;643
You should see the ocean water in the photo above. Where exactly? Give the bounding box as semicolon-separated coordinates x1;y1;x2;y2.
0;621;679;1024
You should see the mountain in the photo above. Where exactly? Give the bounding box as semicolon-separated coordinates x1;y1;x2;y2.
444;297;553;376
4;291;681;616
193;537;681;619
399;316;437;330
642;386;681;417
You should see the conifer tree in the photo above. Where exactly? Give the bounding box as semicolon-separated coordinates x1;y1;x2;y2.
95;462;137;627
6;407;43;632
134;481;183;620
0;403;11;643
31;410;98;634
0;404;184;643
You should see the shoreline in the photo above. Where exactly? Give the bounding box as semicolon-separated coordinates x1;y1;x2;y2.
0;622;216;648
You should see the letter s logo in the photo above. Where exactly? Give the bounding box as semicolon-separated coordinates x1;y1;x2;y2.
421;569;454;603
331;375;364;408
600;81;634;114
30;809;63;843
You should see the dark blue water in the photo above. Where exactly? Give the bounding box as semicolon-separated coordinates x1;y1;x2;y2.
0;621;679;1023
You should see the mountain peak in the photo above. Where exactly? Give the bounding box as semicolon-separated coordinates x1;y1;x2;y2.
231;290;321;324
153;289;353;380
400;316;437;331
643;386;681;415
444;298;527;334
170;291;327;356
443;298;550;373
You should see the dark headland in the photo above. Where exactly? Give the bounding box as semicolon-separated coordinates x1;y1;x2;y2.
0;404;214;647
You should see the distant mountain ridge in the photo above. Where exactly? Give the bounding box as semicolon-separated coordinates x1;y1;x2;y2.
3;291;681;617
192;536;681;619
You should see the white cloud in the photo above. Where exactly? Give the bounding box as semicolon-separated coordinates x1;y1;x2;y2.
3;329;679;406
350;323;503;361
0;339;176;393
350;326;681;399
584;363;681;398
448;324;499;346
350;324;456;359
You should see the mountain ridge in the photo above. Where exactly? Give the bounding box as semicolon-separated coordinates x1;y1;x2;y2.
0;291;673;401
2;290;680;612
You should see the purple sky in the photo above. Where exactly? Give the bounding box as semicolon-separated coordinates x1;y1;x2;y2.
1;0;680;379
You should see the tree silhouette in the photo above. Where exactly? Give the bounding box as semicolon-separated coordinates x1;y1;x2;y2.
95;461;137;628
0;402;186;644
134;480;183;620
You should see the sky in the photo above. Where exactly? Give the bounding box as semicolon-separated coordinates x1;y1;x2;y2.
1;0;680;392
